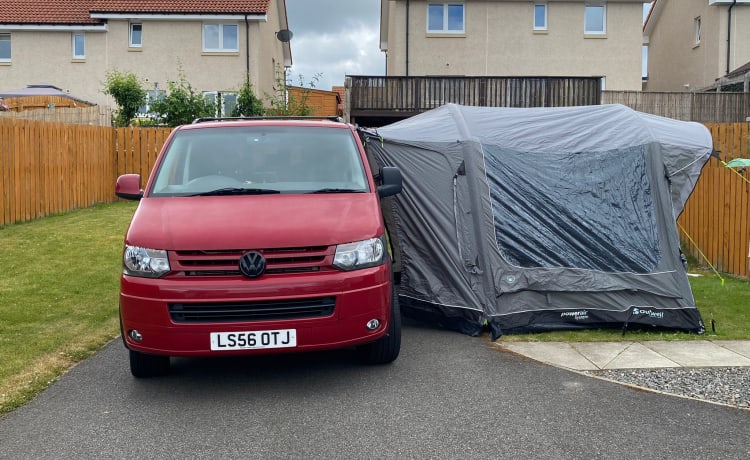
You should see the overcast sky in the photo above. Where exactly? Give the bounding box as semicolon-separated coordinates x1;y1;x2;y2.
285;0;383;91
285;1;653;90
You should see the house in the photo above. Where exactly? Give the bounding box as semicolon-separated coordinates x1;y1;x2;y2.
0;0;292;112
643;0;750;92
379;0;646;91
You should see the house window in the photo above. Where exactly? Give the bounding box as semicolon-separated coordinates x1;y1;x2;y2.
0;33;10;62
72;33;85;59
584;4;606;35
534;3;547;31
203;91;239;117
137;89;165;118
427;3;465;33
694;17;701;45
130;23;143;48
203;24;239;52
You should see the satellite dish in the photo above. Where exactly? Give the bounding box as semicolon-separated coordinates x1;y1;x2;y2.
276;29;293;42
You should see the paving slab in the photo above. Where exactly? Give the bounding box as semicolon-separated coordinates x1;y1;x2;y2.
498;342;598;371
571;342;681;369
644;340;750;367
713;340;750;360
599;343;681;369
571;342;632;369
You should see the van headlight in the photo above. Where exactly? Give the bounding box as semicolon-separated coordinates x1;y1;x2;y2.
333;236;386;271
123;245;171;278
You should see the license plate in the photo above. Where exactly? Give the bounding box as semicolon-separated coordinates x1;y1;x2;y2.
210;329;297;351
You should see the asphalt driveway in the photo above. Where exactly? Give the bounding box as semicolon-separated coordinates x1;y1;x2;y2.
1;320;748;459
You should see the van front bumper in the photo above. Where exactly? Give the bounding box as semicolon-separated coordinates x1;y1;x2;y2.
119;265;392;357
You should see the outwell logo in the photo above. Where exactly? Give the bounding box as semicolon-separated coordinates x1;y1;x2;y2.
632;308;664;319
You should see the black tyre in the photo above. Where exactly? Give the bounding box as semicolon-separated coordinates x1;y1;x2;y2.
356;283;401;364
129;349;170;378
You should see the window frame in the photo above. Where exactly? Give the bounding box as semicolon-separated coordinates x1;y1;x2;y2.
137;89;166;118
202;91;239;117
694;16;701;46
584;4;606;35
426;2;465;34
533;2;548;31
130;23;143;48
0;33;10;63
72;32;86;59
202;23;239;53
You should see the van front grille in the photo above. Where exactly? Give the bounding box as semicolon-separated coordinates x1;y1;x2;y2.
170;246;331;277
169;296;336;323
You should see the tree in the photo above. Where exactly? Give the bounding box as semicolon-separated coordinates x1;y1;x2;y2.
103;70;146;127
149;70;215;127
232;77;264;117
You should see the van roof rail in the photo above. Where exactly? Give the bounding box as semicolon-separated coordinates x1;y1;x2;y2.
192;116;345;124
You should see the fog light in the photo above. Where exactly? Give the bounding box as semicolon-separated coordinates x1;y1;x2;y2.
366;319;380;330
129;329;143;342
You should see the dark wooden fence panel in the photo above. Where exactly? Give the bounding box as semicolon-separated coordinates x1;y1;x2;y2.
603;91;750;122
348;76;601;114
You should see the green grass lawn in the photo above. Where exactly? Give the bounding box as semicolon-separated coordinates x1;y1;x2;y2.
0;201;137;414
0;201;748;414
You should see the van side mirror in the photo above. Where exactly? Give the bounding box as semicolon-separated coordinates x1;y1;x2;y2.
377;167;402;198
115;174;144;200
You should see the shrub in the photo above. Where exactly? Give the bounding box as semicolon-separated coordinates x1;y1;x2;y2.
103;70;147;127
149;70;215;127
232;77;264;117
265;65;321;116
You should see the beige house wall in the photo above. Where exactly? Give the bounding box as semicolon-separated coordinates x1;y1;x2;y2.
0;30;110;105
0;12;288;108
384;0;644;90
646;1;750;92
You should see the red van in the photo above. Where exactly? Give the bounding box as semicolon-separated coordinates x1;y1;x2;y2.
115;118;402;377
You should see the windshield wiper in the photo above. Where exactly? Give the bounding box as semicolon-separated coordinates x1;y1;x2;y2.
306;188;365;194
190;187;281;197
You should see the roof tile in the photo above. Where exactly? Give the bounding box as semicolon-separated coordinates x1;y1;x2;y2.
90;1;270;14
1;0;271;24
1;1;99;24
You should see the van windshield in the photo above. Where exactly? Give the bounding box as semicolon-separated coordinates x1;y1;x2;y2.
149;126;370;196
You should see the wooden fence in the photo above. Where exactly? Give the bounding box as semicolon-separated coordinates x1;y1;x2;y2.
0;105;112;126
0;118;170;226
1;118;749;278
678;123;750;278
602;91;750;122
348;76;601;116
114;126;171;179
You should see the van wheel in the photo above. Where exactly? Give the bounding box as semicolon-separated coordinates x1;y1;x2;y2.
356;284;401;364
129;349;170;378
